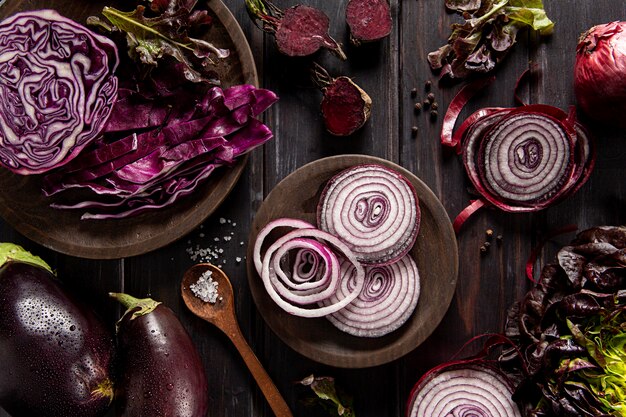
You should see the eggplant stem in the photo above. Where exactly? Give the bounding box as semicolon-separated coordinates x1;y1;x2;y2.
91;378;114;404
109;292;161;320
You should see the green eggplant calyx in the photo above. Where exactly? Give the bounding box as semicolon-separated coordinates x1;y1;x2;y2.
110;292;161;325
92;378;115;404
0;243;53;273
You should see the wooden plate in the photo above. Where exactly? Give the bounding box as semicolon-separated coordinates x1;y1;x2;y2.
246;155;458;368
0;0;258;259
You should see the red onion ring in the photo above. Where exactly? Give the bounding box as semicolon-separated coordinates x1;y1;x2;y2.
317;164;420;266
253;218;365;318
443;77;596;232
407;363;521;417
320;254;420;337
462;105;591;212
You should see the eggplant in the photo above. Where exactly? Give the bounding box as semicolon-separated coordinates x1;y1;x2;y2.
111;293;209;417
0;243;114;417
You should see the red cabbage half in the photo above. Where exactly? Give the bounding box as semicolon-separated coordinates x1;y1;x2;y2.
0;10;119;175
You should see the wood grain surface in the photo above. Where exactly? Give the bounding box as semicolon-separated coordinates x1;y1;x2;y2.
1;1;626;417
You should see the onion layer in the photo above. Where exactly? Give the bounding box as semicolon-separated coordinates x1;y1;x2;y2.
321;254;420;338
317;164;420;265
253;218;365;318
407;363;521;417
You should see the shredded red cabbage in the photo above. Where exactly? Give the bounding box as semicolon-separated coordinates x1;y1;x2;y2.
44;84;278;219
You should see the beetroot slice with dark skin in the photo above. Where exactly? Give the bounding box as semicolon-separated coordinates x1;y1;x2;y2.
245;0;346;59
313;64;372;136
276;6;345;58
111;293;209;417
345;0;392;45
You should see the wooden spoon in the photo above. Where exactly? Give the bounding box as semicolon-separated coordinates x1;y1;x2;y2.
181;263;293;417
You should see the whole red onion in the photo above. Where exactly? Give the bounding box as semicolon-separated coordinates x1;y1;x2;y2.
574;21;626;127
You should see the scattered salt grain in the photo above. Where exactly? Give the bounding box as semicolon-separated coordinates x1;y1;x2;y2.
190;270;220;304
219;218;227;224
236;257;242;263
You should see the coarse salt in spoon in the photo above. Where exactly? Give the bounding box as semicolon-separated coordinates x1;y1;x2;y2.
181;263;293;417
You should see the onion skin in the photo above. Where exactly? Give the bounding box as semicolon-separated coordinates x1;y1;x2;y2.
575;21;626;128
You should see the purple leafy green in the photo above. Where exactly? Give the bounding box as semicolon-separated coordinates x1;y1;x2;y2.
503;226;626;417
88;0;228;84
429;0;554;79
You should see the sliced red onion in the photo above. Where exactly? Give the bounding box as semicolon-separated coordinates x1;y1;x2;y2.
462;105;592;212
407;363;522;417
253;218;365;318
443;77;596;233
321;254;419;338
317;164;420;266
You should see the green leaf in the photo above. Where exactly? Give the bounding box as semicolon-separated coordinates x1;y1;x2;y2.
0;243;52;273
299;375;355;417
94;4;228;84
428;0;554;79
505;4;554;35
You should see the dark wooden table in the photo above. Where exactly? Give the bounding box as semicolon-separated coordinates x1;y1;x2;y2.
1;1;626;417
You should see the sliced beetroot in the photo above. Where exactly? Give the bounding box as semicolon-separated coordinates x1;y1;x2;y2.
345;0;392;45
246;0;346;59
276;5;345;58
312;64;371;136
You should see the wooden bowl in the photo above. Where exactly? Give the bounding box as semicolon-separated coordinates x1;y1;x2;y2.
0;0;258;259
246;155;458;368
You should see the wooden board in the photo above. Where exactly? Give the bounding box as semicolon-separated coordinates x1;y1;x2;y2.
0;0;257;259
